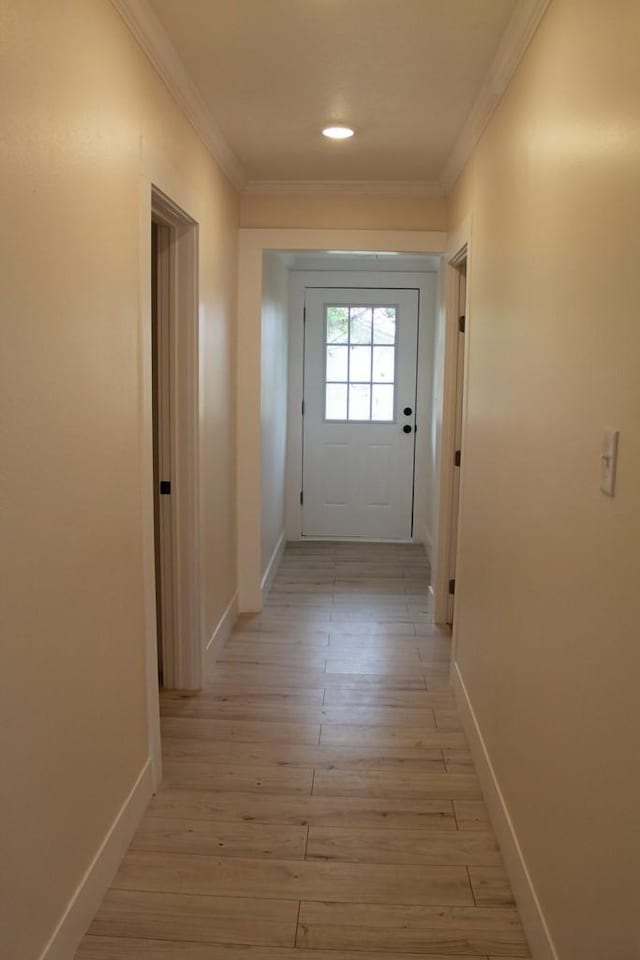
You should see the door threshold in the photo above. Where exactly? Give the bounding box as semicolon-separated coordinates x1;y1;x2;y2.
298;536;420;544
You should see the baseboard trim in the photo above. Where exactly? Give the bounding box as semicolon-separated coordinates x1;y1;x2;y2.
451;662;558;960
204;590;239;665
261;531;286;601
39;759;153;960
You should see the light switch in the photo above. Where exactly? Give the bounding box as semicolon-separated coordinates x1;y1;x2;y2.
600;430;619;496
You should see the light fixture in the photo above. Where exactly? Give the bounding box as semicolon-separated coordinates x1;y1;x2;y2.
322;125;355;140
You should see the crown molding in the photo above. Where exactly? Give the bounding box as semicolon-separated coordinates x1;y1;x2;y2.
112;0;550;200
110;0;246;190
440;0;552;192
242;180;444;199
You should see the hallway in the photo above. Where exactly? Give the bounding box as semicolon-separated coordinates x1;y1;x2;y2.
76;542;528;958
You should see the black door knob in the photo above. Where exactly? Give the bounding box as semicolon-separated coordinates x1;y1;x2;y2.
403;406;413;416
403;424;412;434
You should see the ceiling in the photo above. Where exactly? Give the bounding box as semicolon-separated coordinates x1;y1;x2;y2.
139;0;529;189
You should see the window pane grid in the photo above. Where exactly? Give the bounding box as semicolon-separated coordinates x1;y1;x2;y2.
325;305;396;421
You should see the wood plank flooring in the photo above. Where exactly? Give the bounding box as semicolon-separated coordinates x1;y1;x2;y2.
76;542;529;959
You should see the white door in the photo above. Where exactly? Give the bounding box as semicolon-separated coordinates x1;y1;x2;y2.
302;288;419;539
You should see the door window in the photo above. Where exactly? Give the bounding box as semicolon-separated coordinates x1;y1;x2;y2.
325;305;397;422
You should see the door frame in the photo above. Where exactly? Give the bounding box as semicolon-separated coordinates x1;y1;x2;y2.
433;218;473;630
139;146;203;787
151;218;175;688
150;188;201;691
286;271;437;543
237;229;446;611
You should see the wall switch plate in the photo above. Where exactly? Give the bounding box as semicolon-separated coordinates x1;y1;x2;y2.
600;430;619;496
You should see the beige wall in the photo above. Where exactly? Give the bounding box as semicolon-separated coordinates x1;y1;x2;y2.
0;2;238;957
449;1;640;957
240;194;447;231
260;253;289;576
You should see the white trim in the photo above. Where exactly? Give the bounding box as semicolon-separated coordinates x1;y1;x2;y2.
204;590;239;666
433;252;464;626
441;0;552;191
261;531;286;599
110;0;245;190
243;180;443;198
432;219;472;627
451;663;558;960
152;220;177;691
138;171;162;788
38;761;152;960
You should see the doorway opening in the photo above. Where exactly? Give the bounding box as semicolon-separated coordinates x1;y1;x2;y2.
433;245;469;627
236;230;446;612
284;257;440;550
150;187;202;692
302;287;420;540
446;254;467;624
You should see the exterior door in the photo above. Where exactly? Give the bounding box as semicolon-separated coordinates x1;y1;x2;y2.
302;288;419;539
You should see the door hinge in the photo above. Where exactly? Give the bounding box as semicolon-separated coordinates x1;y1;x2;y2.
459;314;466;333
454;449;462;467
303;307;306;325
300;490;304;505
160;480;171;495
301;400;305;416
448;578;456;595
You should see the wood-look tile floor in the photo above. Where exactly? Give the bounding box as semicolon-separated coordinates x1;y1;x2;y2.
76;542;529;959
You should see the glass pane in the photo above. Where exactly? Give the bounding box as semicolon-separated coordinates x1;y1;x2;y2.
325;383;347;420
349;345;372;382
372;384;394;421
373;307;396;344
350;307;372;344
349;384;371;420
372;346;395;382
326;306;348;344
326;345;348;381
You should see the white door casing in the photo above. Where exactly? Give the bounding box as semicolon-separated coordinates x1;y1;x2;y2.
432;221;472;630
149;186;202;695
151;220;176;685
302;288;419;539
447;263;467;623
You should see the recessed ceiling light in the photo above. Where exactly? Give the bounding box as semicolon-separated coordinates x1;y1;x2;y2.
322;125;355;140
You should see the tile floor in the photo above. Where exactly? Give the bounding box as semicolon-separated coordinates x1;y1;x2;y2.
75;541;529;959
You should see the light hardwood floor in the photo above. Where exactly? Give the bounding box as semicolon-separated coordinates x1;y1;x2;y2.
76;542;529;959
